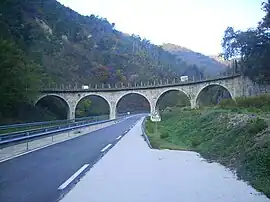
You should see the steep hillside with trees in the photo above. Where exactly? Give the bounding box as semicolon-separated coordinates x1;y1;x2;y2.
0;0;203;87
0;0;206;123
162;43;227;76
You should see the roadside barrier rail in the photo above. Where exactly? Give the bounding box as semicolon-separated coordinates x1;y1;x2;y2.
0;115;109;131
0;114;129;149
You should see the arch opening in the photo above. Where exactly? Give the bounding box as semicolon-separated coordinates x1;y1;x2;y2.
156;90;190;114
75;95;110;119
35;95;70;120
196;84;233;107
116;93;150;115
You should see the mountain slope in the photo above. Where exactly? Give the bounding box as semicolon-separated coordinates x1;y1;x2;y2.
162;43;227;76
0;0;204;86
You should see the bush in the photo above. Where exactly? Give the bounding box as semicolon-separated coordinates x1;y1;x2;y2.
247;118;268;134
160;132;169;139
219;98;236;108
191;138;201;148
219;94;270;112
145;118;155;133
236;94;270;109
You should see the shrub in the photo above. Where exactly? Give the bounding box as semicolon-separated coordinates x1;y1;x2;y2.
247;118;268;134
145;118;155;133
236;94;270;109
219;98;236;108
191;138;200;148
160;132;169;139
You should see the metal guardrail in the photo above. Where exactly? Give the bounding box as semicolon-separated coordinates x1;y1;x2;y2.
0;114;128;149
0;119;99;142
0;115;109;131
0;113;130;142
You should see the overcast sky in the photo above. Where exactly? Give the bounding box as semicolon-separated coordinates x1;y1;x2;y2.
58;0;265;55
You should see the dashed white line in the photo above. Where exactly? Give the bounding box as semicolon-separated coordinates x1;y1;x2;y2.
116;135;122;140
58;164;89;190
101;144;112;152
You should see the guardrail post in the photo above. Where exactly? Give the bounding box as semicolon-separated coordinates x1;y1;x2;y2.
26;141;29;151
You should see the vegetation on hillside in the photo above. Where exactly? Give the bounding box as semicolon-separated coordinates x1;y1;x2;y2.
0;0;210;123
0;0;204;86
222;0;270;84
162;43;227;76
0;39;43;123
146;101;270;197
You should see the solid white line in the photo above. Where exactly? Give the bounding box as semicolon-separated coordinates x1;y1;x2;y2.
0;119;134;164
58;164;89;190
101;144;112;152
116;135;122;140
0;122;117;163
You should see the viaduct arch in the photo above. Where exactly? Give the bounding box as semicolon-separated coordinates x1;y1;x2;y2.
36;75;260;121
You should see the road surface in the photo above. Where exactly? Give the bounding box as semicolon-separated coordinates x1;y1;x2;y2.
0;115;142;202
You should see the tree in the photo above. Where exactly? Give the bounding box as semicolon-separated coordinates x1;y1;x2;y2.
0;39;41;118
221;1;270;84
76;99;91;117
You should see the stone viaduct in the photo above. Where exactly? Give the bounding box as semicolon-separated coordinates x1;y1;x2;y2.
36;74;261;121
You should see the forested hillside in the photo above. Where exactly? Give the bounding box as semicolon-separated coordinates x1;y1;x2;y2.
0;0;232;124
0;0;204;86
0;0;207;123
162;43;227;76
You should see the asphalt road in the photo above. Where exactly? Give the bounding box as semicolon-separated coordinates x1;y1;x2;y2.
0;115;142;202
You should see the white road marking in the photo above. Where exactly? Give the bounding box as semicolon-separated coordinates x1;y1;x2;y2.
58;164;89;190
101;144;112;152
0;118;138;163
0;120;121;163
116;135;122;140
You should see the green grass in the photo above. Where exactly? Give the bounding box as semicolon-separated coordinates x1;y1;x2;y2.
145;108;270;198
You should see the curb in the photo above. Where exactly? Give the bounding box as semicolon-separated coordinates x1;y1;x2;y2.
141;116;152;149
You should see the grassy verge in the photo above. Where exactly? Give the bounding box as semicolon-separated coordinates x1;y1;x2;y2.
146;107;270;198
